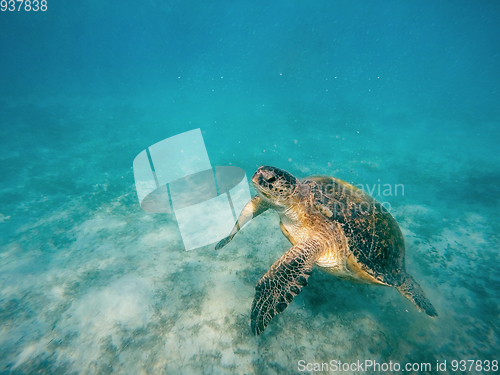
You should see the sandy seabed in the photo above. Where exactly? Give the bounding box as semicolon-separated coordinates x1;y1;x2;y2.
0;95;498;374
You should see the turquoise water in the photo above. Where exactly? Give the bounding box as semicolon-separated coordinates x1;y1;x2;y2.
1;1;499;374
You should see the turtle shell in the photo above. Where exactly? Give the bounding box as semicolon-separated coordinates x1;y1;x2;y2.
305;176;406;286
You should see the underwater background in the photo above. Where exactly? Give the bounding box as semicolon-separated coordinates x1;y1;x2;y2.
1;0;499;374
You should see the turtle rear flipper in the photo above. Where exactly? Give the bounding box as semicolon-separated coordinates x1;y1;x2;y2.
251;239;321;335
396;275;438;317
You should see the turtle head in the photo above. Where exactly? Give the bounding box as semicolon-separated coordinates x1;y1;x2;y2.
252;166;298;208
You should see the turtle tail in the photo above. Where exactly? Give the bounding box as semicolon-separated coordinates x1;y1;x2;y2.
396;275;438;317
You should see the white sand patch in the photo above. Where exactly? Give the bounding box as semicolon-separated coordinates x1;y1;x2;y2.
0;243;23;268
463;212;486;226
155;259;257;372
43;248;119;289
66;276;152;333
201;271;252;320
77;215;126;234
139;215;155;222
55;276;153;370
0;213;10;222
95;255;117;270
141;228;180;249
437;225;488;258
11;343;45;370
50;286;65;300
0;284;19;299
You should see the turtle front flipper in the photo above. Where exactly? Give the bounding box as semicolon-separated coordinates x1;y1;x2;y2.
251;239;321;335
215;195;269;250
396;274;438;317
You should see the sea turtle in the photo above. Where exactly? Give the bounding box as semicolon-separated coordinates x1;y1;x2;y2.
216;166;437;335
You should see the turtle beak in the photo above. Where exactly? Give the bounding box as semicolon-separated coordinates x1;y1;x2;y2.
252;168;264;191
251;168;261;186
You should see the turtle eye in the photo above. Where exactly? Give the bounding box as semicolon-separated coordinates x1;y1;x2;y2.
261;169;275;182
267;175;277;183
